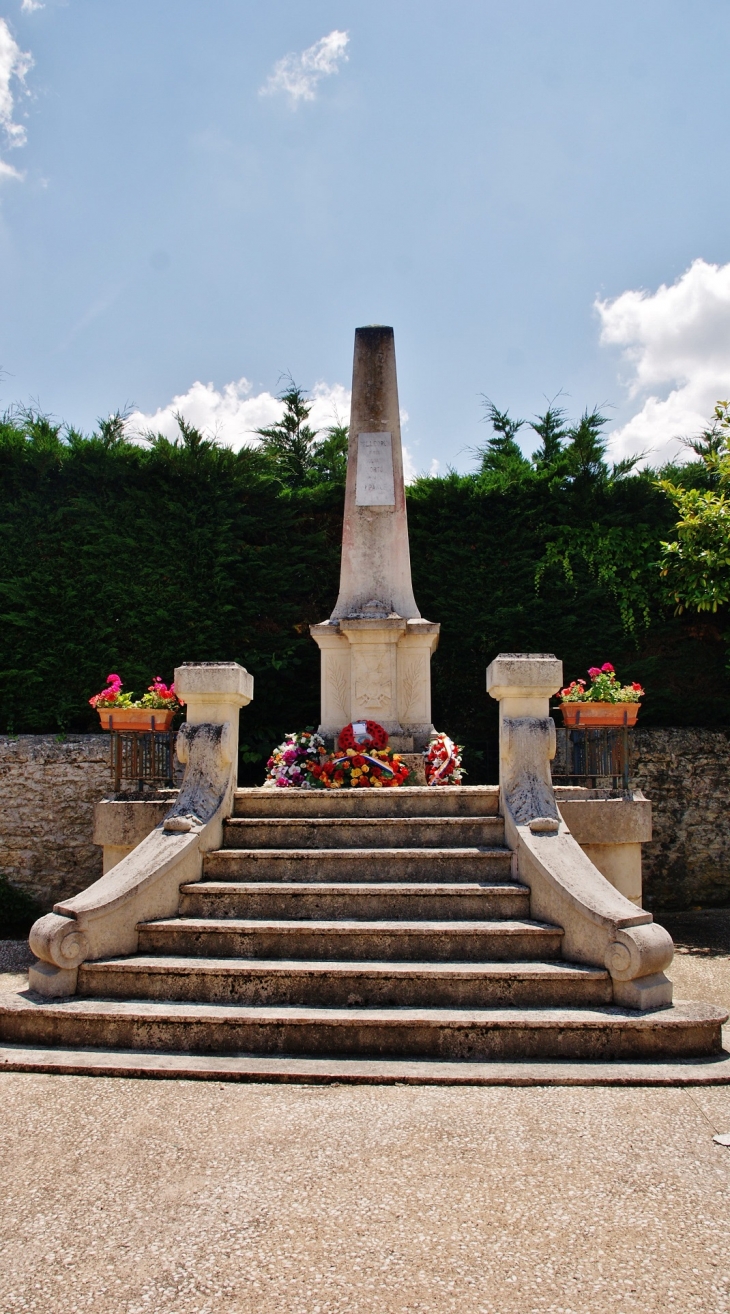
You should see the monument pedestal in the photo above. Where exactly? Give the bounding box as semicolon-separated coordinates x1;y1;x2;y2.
311;615;439;750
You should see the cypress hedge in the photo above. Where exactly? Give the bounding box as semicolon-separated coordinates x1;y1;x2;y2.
1;412;727;784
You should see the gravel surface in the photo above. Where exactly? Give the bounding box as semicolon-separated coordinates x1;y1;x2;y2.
1;919;730;1313
2;1075;730;1313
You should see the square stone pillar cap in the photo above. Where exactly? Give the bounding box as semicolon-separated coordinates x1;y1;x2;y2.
174;662;254;706
487;652;563;700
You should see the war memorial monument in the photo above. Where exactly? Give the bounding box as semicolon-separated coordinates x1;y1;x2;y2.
0;327;726;1081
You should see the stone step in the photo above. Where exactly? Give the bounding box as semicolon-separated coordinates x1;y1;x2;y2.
204;846;513;883
4;1042;730;1085
178;881;530;921
77;956;613;1008
137;917;563;962
1;991;724;1062
233;785;499;818
222;816;505;850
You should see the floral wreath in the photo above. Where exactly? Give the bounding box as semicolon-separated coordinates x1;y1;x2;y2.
337;720;389;751
425;732;465;786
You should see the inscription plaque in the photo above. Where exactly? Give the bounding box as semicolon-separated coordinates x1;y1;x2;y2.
355;433;395;506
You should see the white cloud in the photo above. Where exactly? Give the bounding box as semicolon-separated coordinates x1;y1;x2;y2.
260;30;349;106
21;1;44;13
129;374;427;484
309;380;351;432
129;378;351;450
0;18;31;180
401;445;416;484
0;156;22;180
596;259;730;465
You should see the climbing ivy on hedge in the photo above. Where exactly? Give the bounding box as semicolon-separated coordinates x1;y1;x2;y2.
0;408;728;784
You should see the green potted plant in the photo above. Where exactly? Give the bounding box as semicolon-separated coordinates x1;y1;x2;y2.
558;663;643;727
89;674;182;731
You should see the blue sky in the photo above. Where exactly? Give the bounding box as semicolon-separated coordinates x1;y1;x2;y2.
3;0;730;473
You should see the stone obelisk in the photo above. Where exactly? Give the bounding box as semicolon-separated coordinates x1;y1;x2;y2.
311;326;439;749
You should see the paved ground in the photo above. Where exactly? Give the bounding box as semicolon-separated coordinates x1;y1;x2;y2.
1;914;730;1314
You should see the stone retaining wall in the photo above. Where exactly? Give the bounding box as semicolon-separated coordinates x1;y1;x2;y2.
0;735;109;909
631;728;730;913
1;730;730;915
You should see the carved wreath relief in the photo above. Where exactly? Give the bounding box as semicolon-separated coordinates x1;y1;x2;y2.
398;658;426;722
326;658;350;720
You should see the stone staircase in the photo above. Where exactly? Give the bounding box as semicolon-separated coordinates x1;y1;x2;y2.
1;784;725;1073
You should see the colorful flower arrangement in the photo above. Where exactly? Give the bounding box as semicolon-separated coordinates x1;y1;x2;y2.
265;721;409;789
265;730;328;788
559;663;644;705
308;747;409;789
88;673;183;712
425;732;466;785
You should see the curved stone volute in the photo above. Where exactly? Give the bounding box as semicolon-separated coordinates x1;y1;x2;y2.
28;662;253;998
488;652;674;1011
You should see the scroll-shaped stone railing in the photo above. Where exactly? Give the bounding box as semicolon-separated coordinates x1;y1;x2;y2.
28;662;253;998
487;654;674;1010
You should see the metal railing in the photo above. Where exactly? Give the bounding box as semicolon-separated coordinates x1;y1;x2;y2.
109;727;179;791
553;724;631;792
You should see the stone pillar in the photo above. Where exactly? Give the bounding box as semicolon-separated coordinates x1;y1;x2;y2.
486;652;563;794
172;661;254;836
311;327;440;749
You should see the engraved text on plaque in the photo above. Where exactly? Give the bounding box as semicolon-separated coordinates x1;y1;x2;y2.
355;432;395;506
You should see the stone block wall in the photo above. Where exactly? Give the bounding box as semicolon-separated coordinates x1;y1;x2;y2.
631;728;730;913
0;735;110;910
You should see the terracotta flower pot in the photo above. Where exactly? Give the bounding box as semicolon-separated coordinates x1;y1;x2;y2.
560;702;640;728
97;707;176;732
